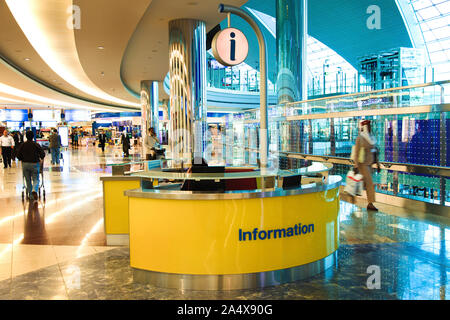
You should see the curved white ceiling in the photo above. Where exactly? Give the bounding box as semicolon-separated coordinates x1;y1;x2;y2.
0;82;118;112
5;0;140;108
121;0;247;96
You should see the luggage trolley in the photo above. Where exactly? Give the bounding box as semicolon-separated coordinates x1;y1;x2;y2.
21;160;46;202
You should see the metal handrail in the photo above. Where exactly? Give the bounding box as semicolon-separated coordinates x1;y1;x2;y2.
271;103;450;121
224;144;450;177
279;152;450;177
282;79;450;106
239;80;450;113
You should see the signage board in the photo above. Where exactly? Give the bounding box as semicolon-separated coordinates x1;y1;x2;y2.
212;27;248;67
33;109;61;122
65;109;91;122
0;109;27;121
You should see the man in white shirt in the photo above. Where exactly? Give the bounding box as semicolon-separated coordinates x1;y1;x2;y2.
0;130;15;168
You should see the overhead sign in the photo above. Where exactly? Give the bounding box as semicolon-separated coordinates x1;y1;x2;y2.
212;27;248;67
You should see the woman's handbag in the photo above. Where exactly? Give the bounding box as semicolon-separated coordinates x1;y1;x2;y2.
344;168;363;196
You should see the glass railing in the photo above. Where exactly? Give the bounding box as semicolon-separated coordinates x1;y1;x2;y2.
207;65;276;93
277;80;449;117
106;160;162;175
220;80;450;206
132;161;331;181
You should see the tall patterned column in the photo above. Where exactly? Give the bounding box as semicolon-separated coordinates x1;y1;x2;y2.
140;80;159;159
168;19;207;166
276;0;307;103
277;0;307;168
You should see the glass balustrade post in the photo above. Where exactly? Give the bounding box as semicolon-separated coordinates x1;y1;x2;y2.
392;115;399;196
330;118;336;156
440;112;447;205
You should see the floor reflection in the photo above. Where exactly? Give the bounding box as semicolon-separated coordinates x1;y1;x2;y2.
0;146;448;300
22;200;49;245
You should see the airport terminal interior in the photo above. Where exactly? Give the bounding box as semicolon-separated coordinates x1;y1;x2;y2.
0;0;449;300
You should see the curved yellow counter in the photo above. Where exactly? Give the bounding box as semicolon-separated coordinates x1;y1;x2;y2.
124;175;341;290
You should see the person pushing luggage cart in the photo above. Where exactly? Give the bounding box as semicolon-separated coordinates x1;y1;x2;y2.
16;131;46;201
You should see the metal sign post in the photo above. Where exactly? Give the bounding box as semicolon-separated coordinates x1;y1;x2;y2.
218;4;269;169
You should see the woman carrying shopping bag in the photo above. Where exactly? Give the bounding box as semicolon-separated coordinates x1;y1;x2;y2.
352;119;380;211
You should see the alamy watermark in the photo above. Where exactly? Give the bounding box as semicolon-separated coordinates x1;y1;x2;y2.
67;5;81;30
366;5;381;30
66;265;81;289
366;265;381;289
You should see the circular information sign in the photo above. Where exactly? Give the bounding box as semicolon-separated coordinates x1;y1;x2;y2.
212;27;249;67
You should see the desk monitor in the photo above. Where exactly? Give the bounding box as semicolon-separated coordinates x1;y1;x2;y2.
191;166;225;175
282;175;302;190
182;166;225;192
162;168;186;173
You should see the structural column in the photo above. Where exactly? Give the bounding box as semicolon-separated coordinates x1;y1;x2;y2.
168;19;207;166
276;0;307;168
276;0;307;103
140;80;159;159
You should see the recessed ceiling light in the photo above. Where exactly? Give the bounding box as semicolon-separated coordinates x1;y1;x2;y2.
24;58;30;61
97;46;104;50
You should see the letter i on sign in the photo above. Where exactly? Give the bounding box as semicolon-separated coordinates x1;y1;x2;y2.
230;32;236;61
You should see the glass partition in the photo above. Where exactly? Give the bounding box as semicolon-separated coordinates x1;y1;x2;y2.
227;80;450;206
131;161;332;181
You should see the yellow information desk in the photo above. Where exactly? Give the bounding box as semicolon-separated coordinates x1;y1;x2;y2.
124;172;341;290
100;160;161;245
101;176;141;245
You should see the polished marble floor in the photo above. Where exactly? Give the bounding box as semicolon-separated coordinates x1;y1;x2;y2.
0;144;448;299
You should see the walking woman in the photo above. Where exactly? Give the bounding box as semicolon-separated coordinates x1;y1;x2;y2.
352;119;380;211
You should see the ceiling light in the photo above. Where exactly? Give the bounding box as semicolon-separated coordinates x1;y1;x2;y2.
24;58;30;61
0;82;121;112
97;46;104;50
5;0;139;108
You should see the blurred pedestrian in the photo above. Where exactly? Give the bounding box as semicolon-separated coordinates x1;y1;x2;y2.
73;131;79;147
121;131;131;158
352;119;380;211
0;130;15;168
98;130;107;153
16;131;45;201
49;128;61;165
12;131;21;161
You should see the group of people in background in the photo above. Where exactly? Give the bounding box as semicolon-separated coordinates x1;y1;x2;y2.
95;128;158;159
2;121;381;210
